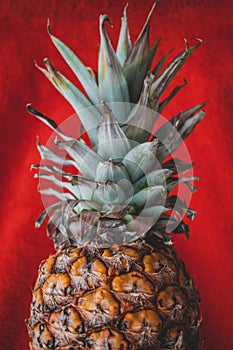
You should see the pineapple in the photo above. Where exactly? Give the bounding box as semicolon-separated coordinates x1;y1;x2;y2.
27;3;206;349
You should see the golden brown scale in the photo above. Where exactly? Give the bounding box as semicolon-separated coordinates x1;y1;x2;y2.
123;309;162;333
90;258;108;278
157;285;185;312
31;323;54;349
71;257;88;276
42;273;71;296
112;271;154;294
32;288;43;312
28;242;201;349
79;288;120;316
40;256;56;275
88;329;128;350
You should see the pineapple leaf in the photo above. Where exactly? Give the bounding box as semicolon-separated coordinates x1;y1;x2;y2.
36;138;76;167
156;103;206;160
35;172;80;198
155;214;190;239
71;176;130;206
122;73;159;143
95;160;130;182
123;2;159;103
123;140;159;182
130;186;166;209
55;138;103;179
31;164;72;178
162;158;194;174
152;48;174;78
166;176;199;193
27;104;72;141
73;200;101;215
130;185;166;209
134;168;173;193
97;103;131;160
166;195;196;220
40;187;75;201
35;202;62;228
150;39;202;108
36;59;101;145
98;15;130;121
116;4;132;66
158;78;188;113
69;176;98;201
140;205;168;218
123;41;160;103
48;20;99;105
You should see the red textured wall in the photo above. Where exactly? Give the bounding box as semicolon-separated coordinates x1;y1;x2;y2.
0;0;232;349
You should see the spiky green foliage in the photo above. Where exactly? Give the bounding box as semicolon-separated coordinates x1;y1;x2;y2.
28;3;206;249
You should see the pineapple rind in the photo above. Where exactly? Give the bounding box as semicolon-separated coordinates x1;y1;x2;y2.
28;239;201;349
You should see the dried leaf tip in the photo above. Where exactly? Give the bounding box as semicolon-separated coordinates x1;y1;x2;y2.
140;1;158;32
123;3;129;17
100;14;113;29
47;18;51;35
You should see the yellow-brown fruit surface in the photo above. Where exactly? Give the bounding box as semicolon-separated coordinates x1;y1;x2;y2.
27;240;201;349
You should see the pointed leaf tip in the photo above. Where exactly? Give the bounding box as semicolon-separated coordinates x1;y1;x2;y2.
116;3;132;66
48;23;99;105
98;14;130;121
97;103;131;160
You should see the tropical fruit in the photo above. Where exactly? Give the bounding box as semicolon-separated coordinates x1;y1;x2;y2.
27;3;205;349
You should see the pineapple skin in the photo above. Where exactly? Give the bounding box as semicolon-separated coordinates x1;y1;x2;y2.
27;237;201;349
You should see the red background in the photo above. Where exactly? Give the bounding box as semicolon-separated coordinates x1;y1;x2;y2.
0;0;232;349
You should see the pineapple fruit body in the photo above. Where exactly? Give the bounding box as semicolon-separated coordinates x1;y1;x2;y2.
27;3;205;349
28;238;200;349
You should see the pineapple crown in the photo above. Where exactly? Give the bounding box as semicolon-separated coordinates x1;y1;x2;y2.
28;2;206;249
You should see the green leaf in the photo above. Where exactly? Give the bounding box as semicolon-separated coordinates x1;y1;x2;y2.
36;138;76;167
152;48;173;78
141;205;168;218
123;140;159;182
162;158;194;174
158;78;188;113
95;159;130;182
55;138;103;179
48;21;99;105
122;73;159;143
96;179;132;206
98;15;130;121
40;188;75;201
31;164;71;178
166;176;199;193
123;3;159;102
27;104;72;141
35;173;80;198
134;169;173;192
73;200;101;215
69;176;97;201
165;195;196;221
35;202;62;228
130;185;166;209
156;102;206;160
150;39;202;108
36;58;101;145
116;4;132;66
124;40;160;104
97;103;131;160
